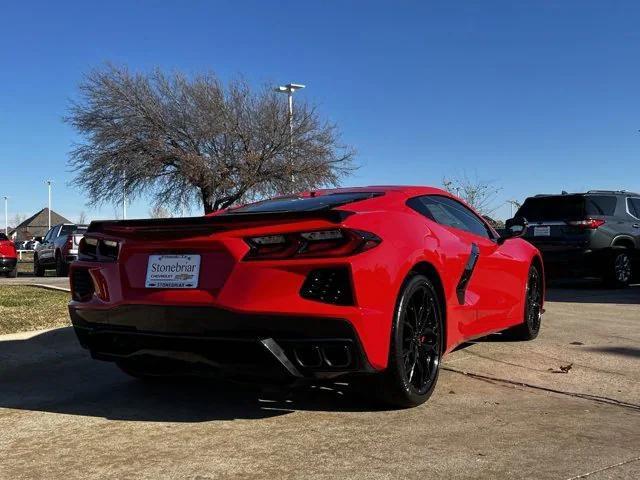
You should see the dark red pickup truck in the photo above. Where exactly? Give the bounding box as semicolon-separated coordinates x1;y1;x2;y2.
0;232;18;277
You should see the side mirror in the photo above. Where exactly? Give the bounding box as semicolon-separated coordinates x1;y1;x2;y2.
35;236;43;242
498;217;528;245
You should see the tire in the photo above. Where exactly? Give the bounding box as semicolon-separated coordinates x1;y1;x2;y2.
504;264;543;341
33;255;45;277
55;253;68;277
7;266;18;278
604;249;633;288
366;274;444;408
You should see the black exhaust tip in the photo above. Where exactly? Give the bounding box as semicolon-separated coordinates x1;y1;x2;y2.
321;344;352;368
293;345;323;368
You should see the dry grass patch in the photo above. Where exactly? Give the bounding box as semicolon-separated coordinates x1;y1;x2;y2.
0;286;71;335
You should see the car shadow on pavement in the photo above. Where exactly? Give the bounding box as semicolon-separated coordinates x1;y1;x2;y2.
545;280;640;304
583;345;640;359
0;327;382;422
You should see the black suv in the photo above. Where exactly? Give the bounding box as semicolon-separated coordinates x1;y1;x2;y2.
514;191;639;287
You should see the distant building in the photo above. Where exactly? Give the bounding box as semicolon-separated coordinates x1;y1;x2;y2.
8;208;71;241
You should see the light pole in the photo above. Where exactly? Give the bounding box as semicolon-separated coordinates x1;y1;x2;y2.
506;200;520;218
275;83;305;189
122;171;127;220
46;180;52;229
3;196;7;235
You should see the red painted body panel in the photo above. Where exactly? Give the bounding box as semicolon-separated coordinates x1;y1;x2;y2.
69;186;543;372
0;238;17;259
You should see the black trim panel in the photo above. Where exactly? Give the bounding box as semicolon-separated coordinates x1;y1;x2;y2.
87;209;354;237
69;304;374;379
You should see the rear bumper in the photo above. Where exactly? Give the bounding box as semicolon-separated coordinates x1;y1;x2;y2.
0;257;17;272
69;304;374;381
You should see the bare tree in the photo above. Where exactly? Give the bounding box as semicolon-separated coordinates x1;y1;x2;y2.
67;64;355;214
442;173;502;215
11;213;26;227
77;211;88;224
148;205;172;218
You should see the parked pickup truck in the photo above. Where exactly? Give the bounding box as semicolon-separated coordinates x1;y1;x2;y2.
0;232;18;278
34;223;88;277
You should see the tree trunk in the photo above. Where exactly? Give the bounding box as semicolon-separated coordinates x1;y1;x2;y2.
200;186;215;214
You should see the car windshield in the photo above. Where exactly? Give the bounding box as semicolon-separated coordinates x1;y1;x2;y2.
225;192;383;214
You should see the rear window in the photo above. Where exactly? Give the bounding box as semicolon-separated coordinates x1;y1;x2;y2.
226;192;383;214
516;194;617;221
60;225;87;236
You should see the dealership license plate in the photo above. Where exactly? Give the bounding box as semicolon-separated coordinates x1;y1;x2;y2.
145;254;201;288
533;226;551;237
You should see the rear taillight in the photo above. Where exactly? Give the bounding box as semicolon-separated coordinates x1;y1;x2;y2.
244;229;381;260
566;219;605;229
64;237;73;252
78;237;120;261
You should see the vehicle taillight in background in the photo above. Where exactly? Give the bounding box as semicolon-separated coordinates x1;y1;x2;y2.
244;229;381;260
566;219;606;229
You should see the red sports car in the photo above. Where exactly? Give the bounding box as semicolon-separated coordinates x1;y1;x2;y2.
0;233;18;278
69;186;544;407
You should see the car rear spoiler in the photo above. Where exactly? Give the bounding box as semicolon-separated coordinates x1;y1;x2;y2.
86;208;354;237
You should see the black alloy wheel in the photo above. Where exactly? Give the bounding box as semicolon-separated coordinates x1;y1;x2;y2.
400;282;441;395
505;264;543;341
525;266;543;334
372;274;443;408
609;251;632;288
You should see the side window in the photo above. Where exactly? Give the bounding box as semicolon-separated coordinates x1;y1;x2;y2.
585;195;617;216
628;198;640;219
409;195;492;239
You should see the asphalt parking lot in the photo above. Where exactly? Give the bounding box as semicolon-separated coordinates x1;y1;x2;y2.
0;284;638;479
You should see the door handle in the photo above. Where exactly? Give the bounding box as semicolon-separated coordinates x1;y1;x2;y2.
633;224;640;228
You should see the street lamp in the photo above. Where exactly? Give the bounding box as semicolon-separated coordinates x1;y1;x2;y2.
275;83;305;189
506;200;520;218
275;83;306;131
46;180;52;229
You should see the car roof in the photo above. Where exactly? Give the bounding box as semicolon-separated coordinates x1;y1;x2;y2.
216;185;469;218
531;190;640;198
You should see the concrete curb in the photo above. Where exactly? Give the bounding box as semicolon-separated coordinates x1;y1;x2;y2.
28;283;71;293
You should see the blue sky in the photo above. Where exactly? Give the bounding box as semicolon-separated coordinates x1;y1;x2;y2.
1;0;639;223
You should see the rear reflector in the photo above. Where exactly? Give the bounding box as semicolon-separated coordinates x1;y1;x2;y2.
300;267;354;305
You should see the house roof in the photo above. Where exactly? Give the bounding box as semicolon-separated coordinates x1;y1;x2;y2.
10;208;71;235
